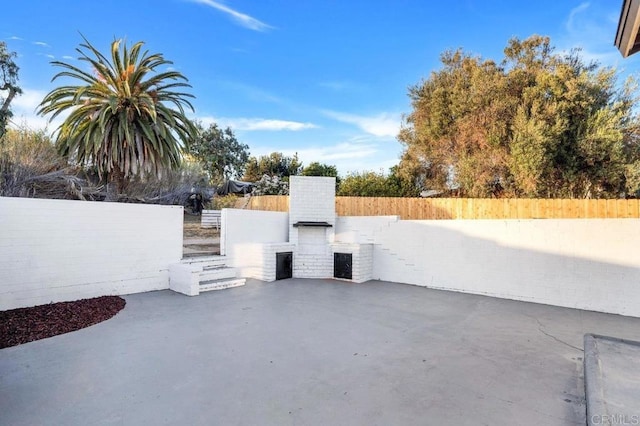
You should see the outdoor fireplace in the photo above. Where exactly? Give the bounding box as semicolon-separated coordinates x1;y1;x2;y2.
288;176;337;279
334;253;352;279
331;243;373;283
229;177;372;283
276;252;293;280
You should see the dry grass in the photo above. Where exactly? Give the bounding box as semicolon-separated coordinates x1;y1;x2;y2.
183;214;220;239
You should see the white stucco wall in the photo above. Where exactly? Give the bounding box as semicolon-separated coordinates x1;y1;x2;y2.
0;197;182;310
335;217;640;318
221;208;289;269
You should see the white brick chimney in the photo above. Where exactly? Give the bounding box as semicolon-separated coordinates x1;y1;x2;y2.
289;176;336;278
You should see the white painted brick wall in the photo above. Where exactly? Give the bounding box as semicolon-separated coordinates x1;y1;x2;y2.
289;176;336;224
335;216;640;318
221;208;290;281
289;176;336;278
294;226;333;278
334;216;399;243
331;243;373;283
233;242;295;281
0;197;182;310
221;208;289;257
289;176;336;246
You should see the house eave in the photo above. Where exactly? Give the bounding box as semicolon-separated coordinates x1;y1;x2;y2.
616;0;640;57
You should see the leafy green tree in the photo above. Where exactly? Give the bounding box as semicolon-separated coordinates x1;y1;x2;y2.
188;122;249;184
302;161;340;189
338;171;386;196
337;166;420;197
0;42;22;139
243;152;302;182
38;36;197;194
399;35;640;198
386;165;421;197
301;162;338;178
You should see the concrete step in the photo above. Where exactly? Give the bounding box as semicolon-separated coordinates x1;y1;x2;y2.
199;267;237;282
199;278;246;292
183;248;218;258
181;256;229;269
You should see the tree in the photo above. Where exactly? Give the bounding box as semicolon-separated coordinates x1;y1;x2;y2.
398;35;640;198
37;36;197;194
386;165;421;197
188;122;249;184
243;152;302;182
0;42;22;139
337;167;419;197
252;174;289;195
338;171;387;196
301;162;338;178
302;161;340;189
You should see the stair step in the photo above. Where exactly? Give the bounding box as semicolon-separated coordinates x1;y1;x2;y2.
199;267;237;282
181;255;229;267
183;250;218;258
199;278;246;292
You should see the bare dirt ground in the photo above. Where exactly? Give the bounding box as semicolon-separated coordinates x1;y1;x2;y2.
183;213;219;239
183;213;220;255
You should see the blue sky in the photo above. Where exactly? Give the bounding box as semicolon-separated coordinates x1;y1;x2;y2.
3;0;639;176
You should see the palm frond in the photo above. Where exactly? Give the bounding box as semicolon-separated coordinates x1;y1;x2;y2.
38;36;197;190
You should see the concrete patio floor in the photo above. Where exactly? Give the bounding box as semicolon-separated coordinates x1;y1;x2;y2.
2;278;640;426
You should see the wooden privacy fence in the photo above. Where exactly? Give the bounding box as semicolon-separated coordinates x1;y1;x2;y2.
246;196;640;219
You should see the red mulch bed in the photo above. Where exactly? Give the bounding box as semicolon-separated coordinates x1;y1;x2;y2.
0;296;126;349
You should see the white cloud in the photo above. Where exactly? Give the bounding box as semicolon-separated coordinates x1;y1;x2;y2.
33;41;49;47
566;2;590;33
7;88;67;134
62;55;74;60
197;116;317;131
318;80;367;93
226;118;316;131
251;140;377;174
189;0;273;31
11;88;46;111
9;36;23;40
248;135;402;175
322;110;401;138
558;2;622;66
295;142;378;162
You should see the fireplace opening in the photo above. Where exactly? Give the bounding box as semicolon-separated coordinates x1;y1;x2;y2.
276;252;293;280
334;253;352;280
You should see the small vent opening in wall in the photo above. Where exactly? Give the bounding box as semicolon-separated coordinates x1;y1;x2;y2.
334;253;352;280
276;252;293;280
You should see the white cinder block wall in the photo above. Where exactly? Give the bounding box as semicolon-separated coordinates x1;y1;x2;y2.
289;176;336;279
335;216;640;318
0;197;182;310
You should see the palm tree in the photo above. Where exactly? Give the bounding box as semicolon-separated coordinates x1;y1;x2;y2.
38;36;197;195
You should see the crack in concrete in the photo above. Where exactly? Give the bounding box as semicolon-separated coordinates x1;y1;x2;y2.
526;315;583;352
